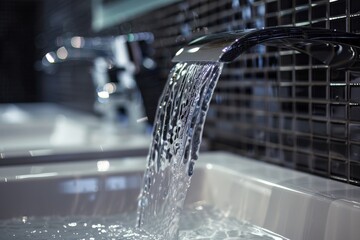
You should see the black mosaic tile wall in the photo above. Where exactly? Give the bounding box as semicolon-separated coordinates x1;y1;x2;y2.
120;0;360;186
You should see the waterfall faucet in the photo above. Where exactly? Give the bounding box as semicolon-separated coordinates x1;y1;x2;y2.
172;27;360;70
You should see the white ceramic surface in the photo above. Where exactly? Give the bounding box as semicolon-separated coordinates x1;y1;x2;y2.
0;103;150;163
0;152;359;240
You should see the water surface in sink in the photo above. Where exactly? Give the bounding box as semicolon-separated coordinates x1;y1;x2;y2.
0;203;286;240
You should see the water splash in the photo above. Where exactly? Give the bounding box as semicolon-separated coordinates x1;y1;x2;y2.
0;203;288;240
137;62;223;239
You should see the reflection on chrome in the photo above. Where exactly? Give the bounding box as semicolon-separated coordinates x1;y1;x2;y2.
175;48;184;56
15;172;58;180
29;149;54;157
136;117;148;123
105;176;141;190
205;163;213;170
97;160;110;172
45;52;55;63
97;91;110;99
60;178;98;194
187;47;200;53
103;82;117;94
56;46;68;60
58;175;142;194
172;26;360;71
70;36;85;48
105;176;126;191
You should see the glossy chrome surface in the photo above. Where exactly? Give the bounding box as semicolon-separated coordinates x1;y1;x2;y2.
0;152;359;240
172;27;360;70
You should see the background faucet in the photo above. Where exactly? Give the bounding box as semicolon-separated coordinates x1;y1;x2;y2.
172;26;360;70
42;32;156;132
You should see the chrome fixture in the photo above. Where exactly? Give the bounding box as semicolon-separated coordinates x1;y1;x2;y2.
42;32;155;132
172;27;360;70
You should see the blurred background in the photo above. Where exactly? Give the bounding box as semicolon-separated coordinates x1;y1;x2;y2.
0;0;171;117
1;0;360;186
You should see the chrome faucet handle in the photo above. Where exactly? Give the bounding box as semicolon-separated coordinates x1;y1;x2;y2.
172;27;360;70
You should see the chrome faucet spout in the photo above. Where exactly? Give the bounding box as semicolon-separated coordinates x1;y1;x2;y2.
172;27;360;70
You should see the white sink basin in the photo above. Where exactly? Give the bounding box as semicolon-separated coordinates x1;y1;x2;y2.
0;103;150;164
0;152;359;239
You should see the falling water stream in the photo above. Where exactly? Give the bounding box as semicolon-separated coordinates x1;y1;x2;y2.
0;62;288;240
137;62;223;239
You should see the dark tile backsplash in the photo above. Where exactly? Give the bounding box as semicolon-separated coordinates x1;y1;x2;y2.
117;0;360;186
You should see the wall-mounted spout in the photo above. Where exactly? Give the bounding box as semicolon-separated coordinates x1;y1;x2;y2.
172;27;360;70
